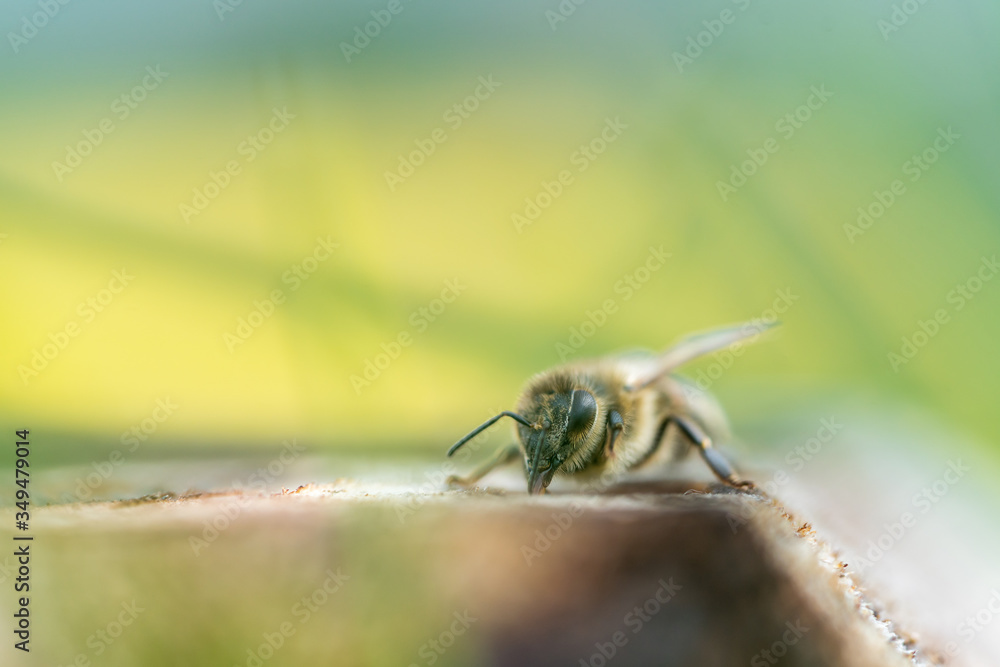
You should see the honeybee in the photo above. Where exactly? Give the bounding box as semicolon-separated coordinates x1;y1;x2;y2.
446;322;774;494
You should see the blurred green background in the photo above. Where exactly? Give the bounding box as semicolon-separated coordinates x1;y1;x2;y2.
4;3;1000;667
2;0;999;465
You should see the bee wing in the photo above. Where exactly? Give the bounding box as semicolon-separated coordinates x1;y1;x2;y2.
626;321;777;391
605;351;660;387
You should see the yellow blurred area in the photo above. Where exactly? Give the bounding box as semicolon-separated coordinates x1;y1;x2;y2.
1;0;999;463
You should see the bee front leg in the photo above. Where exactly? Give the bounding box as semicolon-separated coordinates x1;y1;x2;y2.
446;444;521;489
604;409;624;458
669;415;754;489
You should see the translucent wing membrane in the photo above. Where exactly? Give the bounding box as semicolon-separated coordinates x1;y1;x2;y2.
626;321;777;391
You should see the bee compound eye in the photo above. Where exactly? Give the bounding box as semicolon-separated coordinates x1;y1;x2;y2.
567;389;597;435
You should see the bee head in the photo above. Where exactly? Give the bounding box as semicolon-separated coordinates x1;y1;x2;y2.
518;388;598;494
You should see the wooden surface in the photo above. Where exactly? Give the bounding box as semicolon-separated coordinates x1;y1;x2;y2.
10;477;939;667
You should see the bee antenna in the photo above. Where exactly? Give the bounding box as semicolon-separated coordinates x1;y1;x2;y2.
447;411;532;457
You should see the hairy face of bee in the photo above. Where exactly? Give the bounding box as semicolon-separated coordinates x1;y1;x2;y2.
518;388;598;494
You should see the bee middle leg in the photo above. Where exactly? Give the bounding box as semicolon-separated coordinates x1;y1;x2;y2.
446;444;521;489
668;415;754;488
